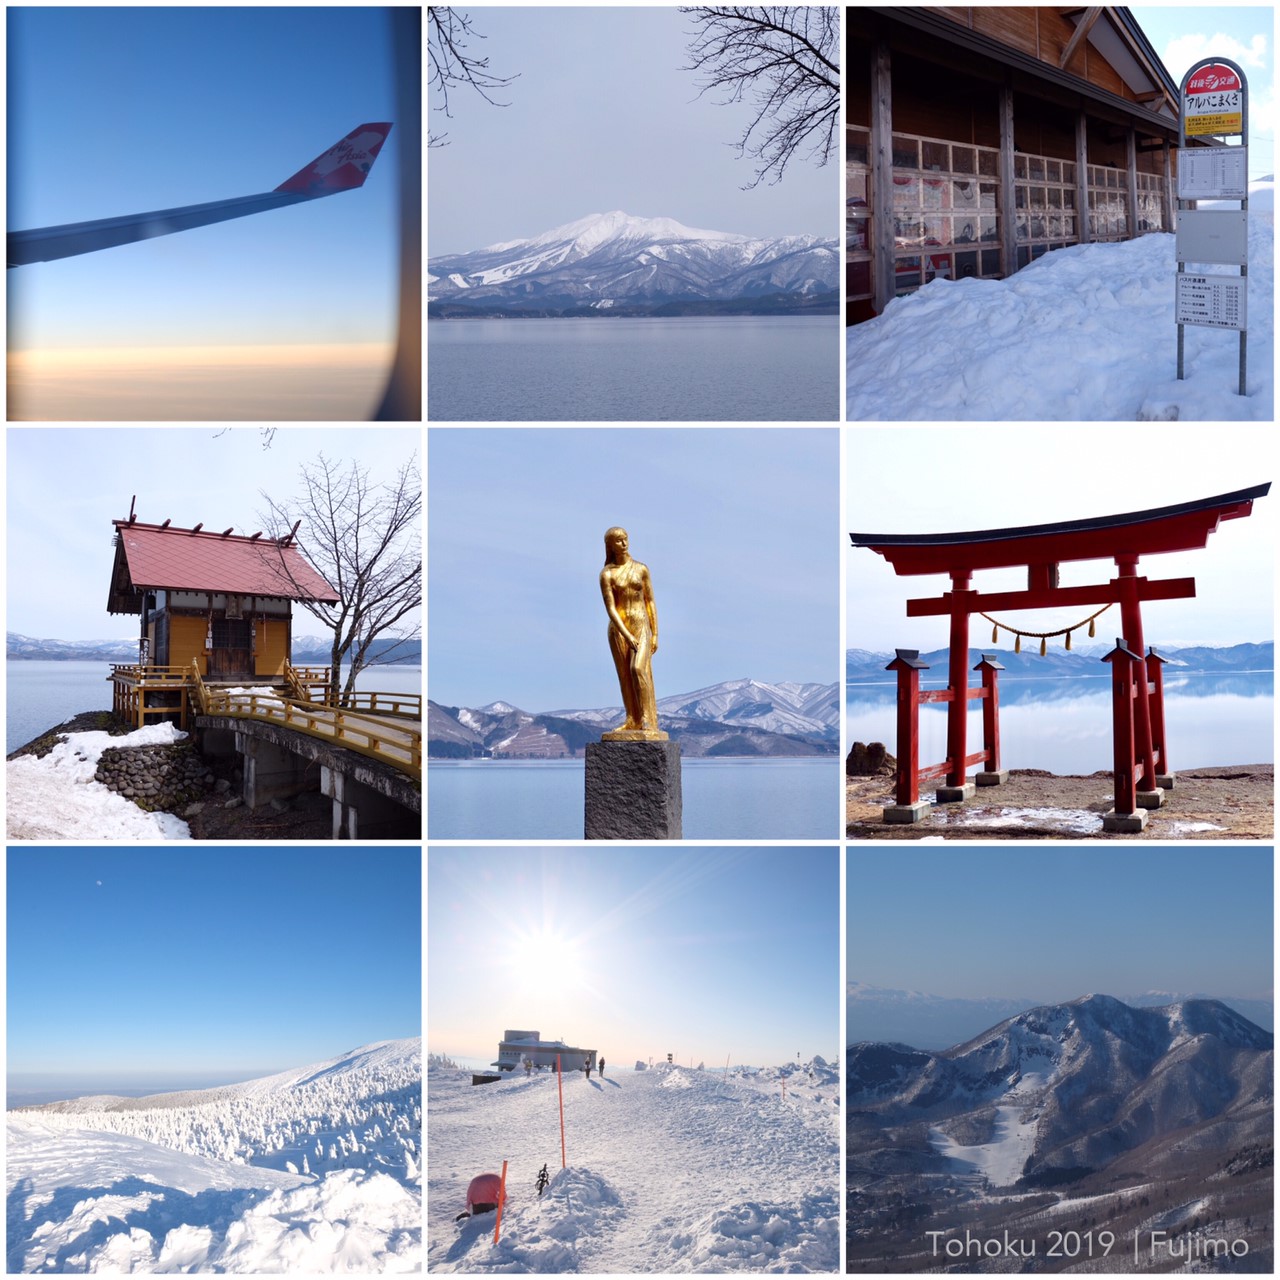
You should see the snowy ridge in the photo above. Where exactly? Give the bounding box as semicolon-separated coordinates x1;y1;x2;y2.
428;1058;838;1272
429;210;838;309
9;1040;422;1271
848;995;1271;1185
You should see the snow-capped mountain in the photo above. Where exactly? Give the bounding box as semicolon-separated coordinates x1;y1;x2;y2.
428;210;839;312
848;995;1271;1185
9;1039;422;1272
429;677;839;758
847;641;1274;682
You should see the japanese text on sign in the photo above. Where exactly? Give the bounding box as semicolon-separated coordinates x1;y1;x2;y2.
1176;275;1247;331
1177;147;1248;200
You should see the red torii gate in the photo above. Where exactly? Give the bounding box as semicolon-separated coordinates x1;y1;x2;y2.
851;483;1268;832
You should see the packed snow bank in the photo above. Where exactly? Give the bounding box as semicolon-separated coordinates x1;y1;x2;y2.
847;193;1272;420
428;1059;838;1272
6;722;191;840
6;1120;419;1273
9;1041;421;1272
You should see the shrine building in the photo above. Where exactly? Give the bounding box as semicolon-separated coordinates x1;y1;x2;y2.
107;507;338;683
847;6;1198;322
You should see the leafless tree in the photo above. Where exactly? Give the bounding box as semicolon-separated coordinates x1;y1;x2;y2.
429;6;518;147
258;453;421;706
681;7;839;187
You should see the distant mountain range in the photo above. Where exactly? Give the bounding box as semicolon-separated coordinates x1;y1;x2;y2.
847;641;1273;682
428;210;839;317
429;677;839;758
848;980;1274;1050
7;632;420;665
848;994;1272;1190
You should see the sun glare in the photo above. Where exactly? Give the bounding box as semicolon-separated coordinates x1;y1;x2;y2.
502;925;588;1001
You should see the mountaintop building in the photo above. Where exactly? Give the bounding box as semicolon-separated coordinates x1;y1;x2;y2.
847;6;1198;322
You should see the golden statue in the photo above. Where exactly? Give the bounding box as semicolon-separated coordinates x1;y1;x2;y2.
599;527;667;740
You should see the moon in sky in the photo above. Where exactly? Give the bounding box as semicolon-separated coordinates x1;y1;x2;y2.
96;880;102;887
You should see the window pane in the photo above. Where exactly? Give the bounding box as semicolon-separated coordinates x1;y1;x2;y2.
979;149;999;177
922;140;948;171
892;136;918;168
952;146;976;174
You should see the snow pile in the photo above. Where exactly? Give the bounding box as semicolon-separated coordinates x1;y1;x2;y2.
428;1060;838;1272
8;1041;421;1273
6;722;191;840
847;192;1272;420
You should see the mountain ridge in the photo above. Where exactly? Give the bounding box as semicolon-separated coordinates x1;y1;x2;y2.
429;209;839;315
429;677;839;758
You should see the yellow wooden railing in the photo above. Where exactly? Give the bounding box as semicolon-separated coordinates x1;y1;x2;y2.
109;661;421;777
199;687;421;776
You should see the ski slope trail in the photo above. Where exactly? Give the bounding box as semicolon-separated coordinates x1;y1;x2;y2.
428;1060;839;1272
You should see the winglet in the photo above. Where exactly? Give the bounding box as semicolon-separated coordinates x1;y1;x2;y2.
274;122;393;196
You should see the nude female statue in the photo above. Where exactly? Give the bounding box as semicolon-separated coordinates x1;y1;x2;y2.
599;527;666;739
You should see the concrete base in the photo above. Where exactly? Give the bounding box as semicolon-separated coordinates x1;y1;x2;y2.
1156;773;1176;790
322;765;420;839
1103;808;1149;833
935;782;976;804
238;732;313;809
975;770;1009;787
585;739;682;839
882;800;931;824
1135;789;1165;810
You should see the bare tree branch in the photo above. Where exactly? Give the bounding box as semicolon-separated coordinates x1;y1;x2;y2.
680;6;840;188
257;453;421;706
429;6;518;148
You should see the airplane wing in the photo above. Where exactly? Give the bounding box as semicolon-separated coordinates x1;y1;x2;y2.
7;122;392;267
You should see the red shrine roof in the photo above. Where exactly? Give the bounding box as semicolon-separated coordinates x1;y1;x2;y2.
850;484;1270;576
107;518;339;613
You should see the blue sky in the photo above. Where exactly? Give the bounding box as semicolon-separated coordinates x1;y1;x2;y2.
427;6;838;255
848;846;1273;1003
427;427;839;711
847;425;1275;651
7;847;422;1086
7;6;399;353
1132;5;1274;180
6;425;420;641
428;846;839;1066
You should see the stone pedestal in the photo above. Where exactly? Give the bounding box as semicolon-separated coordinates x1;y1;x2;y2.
1135;788;1165;810
585;739;682;839
935;781;976;804
882;800;931;824
975;770;1009;786
1103;808;1149;833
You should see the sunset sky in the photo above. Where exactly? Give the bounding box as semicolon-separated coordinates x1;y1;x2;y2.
7;6;401;418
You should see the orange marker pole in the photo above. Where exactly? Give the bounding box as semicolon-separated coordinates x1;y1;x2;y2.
493;1159;508;1245
557;1054;566;1168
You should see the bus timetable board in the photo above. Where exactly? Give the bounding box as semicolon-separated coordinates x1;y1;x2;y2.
1177;146;1248;200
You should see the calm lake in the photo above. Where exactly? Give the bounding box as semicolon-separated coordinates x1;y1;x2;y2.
847;671;1273;775
6;660;422;755
427;316;840;421
427;757;840;839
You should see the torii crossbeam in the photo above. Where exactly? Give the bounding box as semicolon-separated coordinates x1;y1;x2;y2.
851;483;1269;831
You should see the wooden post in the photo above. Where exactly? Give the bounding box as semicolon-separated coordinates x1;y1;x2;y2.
1075;111;1091;244
999;85;1017;276
1125;125;1139;238
1105;641;1139;816
944;573;974;790
887;650;928;805
1146;647;1171;781
1113;557;1158;794
975;655;1004;773
1162;139;1174;232
870;40;895;315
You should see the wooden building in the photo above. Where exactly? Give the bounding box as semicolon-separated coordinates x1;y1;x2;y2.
107;511;338;682
848;7;1190;322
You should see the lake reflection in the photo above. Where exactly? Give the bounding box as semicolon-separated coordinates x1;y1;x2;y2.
846;672;1273;774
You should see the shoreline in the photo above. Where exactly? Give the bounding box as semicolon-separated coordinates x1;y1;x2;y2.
847;764;1274;840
